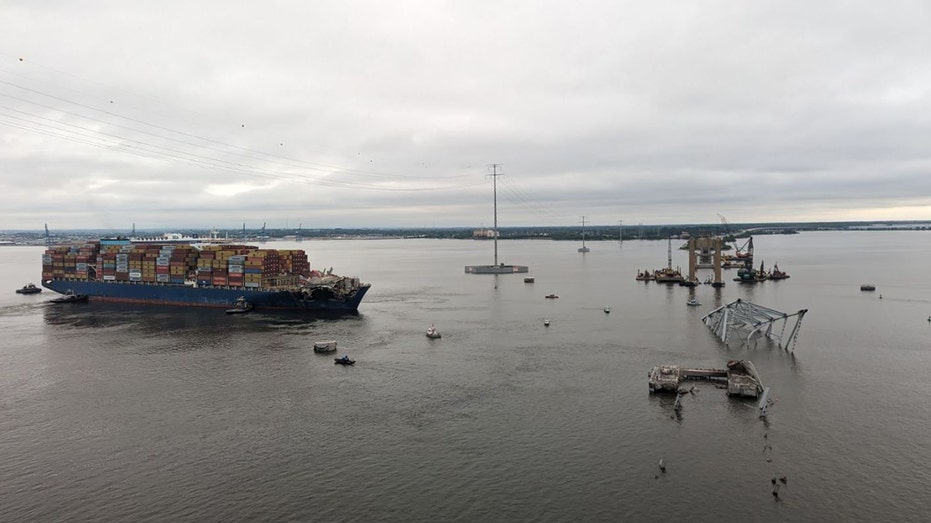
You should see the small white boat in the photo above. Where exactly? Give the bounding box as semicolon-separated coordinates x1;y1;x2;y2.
426;325;442;339
686;297;701;307
543;319;550;326
603;307;611;314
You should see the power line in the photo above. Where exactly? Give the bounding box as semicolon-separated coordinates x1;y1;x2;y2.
0;71;477;191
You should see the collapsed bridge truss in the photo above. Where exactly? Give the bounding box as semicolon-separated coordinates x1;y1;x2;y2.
702;299;808;351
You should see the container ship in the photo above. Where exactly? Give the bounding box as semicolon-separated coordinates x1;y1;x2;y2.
40;238;370;312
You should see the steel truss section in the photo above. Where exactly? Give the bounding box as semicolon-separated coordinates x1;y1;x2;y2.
701;298;808;351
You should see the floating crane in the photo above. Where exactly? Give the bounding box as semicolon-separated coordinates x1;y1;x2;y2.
718;213;752;258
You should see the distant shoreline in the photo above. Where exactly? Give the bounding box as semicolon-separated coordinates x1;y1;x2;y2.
2;220;930;246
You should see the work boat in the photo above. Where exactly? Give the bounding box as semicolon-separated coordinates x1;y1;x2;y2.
16;283;42;294
225;296;253;314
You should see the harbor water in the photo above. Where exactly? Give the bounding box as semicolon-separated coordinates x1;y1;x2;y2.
1;231;929;521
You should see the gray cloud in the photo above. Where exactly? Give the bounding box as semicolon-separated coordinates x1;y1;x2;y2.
2;0;930;230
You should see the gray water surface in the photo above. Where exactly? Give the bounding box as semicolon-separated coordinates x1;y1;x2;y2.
2;232;929;521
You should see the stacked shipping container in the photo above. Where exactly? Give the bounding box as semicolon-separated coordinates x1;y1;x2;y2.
42;241;312;290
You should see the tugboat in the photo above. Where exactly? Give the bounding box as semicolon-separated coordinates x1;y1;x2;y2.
49;291;88;303
769;263;790;280
16;283;42;294
225;296;253;314
635;270;654;281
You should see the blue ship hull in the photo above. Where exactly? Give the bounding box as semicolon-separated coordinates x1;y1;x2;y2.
42;279;370;312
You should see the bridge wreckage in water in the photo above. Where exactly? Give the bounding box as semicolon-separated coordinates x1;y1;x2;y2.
648;360;766;397
701;298;807;351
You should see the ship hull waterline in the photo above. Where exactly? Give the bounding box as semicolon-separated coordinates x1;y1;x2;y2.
42;280;370;312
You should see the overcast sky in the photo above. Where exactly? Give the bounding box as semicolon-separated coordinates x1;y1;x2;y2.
2;1;930;231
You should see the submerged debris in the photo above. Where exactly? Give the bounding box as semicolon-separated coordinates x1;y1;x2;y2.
702;298;808;351
726;360;764;398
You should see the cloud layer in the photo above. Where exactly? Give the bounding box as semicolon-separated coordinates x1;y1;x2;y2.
2;1;930;230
